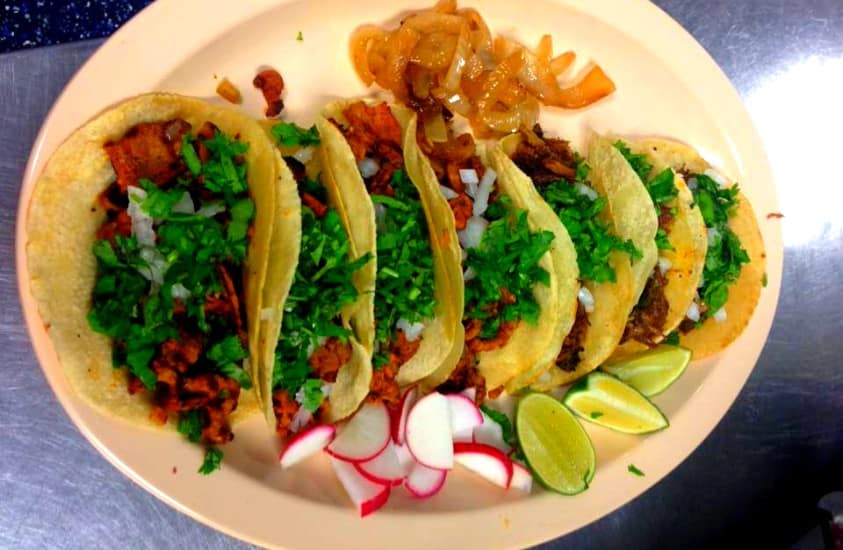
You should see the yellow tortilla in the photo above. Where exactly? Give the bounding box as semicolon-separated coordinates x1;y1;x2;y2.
629;138;765;358
26;93;275;427
319;100;464;387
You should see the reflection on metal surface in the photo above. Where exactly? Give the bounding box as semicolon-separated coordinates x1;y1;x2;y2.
744;55;843;247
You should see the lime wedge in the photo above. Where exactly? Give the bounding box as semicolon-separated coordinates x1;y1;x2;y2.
563;372;668;434
601;345;692;396
516;393;595;495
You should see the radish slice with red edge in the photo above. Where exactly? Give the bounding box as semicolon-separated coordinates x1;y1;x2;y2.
405;461;447;499
405;392;454;470
329;457;391;517
453;442;514;489
392;386;418;445
446;393;483;442
509;462;533;493
279;424;336;469
355;440;404;487
394;444;414;477
473;411;512;454
460;387;477;403
326;402;391;462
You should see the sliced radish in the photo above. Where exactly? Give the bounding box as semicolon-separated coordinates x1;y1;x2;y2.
355;441;404;487
509;462;533;493
394;444;415;477
392;386;418;445
279;425;336;469
405;392;454;470
329;457;391;517
473;411;512;454
460;387;477;403
446;394;483;442
405;461;448;499
453;442;514;489
326;402;391;462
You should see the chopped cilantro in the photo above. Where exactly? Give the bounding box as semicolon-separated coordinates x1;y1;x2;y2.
540;157;640;283
371;170;437;363
645;168;678;207
208;336;252;389
614;141;653;183
177;410;203;443
463;195;553;339
480;405;515;446
762;272;768;287
271;122;320;147
273;204;370;395
691;175;749;317
301;378;326;413
590;411;604;419
664;331;680;346
296;31;304;41
181;135;202;176
655;228;673;251
201;131;250;196
628;464;645;477
199;447;223;475
138;179;190;219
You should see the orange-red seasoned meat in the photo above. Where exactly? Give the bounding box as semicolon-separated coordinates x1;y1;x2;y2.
253;69;285;117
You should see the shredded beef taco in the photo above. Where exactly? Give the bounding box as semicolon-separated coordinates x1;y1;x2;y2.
257;121;375;435
26;94;279;455
492;127;641;391
317;100;464;405
622;138;765;359
408;123;577;399
609;139;708;358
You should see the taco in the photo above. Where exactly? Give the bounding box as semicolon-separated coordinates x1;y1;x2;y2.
317;100;464;405
492;128;642;391
409;124;578;399
26;94;279;454
621;139;765;359
257;121;375;435
609;139;708;358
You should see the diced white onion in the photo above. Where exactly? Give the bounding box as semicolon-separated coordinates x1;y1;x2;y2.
170;283;190;300
460;248;468;262
698;273;705;289
575;183;599;201
463;266;477;281
170;192;195;215
358;158;379;179
707;227;721;246
537;371;553;385
321;383;333;397
713;308;727;323
459;168;479;186
306;336;327;359
687;177;698;191
138;246;169;286
396;318;425;342
458;216;488;249
577;286;595;313
686;302;701;322
439;185;459;200
704;168;729;188
127;186;155;247
293;146;314;165
290;406;313;434
658;257;673;275
260;307;274;321
473;168;496;217
197;201;226;218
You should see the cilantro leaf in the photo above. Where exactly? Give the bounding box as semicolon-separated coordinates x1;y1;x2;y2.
180;135;202;176
655;228;673;251
296;31;304;42
139;179;190;219
271;122;320;147
590;411;604;419
628;464;645;477
479;405;516;447
664;331;680;346
645;168;678;206
614;141;653;183
301;379;326;413
126;348;157;390
207;335;249;365
199;447;223;475
177;410;203;443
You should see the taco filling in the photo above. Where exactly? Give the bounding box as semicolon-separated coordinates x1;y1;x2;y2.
510;127;639;371
332;102;438;406
417;128;554;401
88;120;256;466
613;141;680;346
268;140;371;438
677;171;749;330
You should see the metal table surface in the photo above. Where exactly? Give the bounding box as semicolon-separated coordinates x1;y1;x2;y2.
1;1;841;548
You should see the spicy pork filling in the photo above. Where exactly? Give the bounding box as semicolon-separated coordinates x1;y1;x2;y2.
89;119;256;452
333;101;437;406
511;126;639;371
419;127;553;401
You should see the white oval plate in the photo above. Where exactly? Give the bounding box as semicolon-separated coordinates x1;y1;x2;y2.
16;0;782;548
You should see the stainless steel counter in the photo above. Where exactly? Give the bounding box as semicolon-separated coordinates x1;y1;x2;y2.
1;1;841;548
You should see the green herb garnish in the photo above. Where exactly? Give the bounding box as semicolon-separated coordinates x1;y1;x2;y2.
199;447;223;475
664;331;680;346
628;464;645;477
296;31;304;42
177;410;203;443
271;122;320;147
590;411;604;419
614;141;652;184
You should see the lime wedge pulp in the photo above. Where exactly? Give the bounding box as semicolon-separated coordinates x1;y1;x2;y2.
601;344;692;396
516;393;595;495
563;371;668;434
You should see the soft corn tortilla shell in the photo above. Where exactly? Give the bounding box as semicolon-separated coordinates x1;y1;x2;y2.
611;146;708;359
629;138;765;359
26;93;278;428
465;138;578;393
494;134;635;392
320;100;464;387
